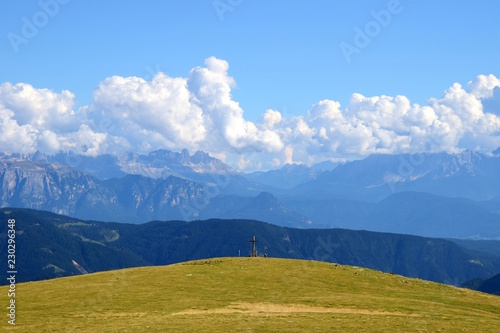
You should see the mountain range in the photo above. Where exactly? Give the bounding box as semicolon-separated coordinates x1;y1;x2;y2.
1;148;500;239
29;149;265;196
290;150;500;201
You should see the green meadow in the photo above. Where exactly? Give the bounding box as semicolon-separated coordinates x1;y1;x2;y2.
2;258;499;332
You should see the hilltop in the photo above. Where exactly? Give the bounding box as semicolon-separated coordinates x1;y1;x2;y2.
2;258;499;332
2;208;500;286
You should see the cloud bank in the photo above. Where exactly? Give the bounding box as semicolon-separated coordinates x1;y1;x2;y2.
1;57;500;170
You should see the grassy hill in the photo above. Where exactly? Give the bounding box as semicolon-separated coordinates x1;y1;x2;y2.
2;208;500;286
2;258;499;332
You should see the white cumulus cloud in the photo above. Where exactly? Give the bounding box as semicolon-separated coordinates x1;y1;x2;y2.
0;82;78;131
0;58;499;171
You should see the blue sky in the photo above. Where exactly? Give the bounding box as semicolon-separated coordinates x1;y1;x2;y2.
1;1;500;170
3;0;499;118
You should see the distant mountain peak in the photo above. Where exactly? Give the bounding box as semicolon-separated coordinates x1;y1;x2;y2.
292;149;500;202
15;148;237;181
246;163;319;189
254;191;279;204
311;160;341;171
189;150;228;170
31;151;49;162
281;163;308;171
180;148;190;163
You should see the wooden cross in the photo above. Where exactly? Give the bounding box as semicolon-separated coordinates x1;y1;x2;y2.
248;235;258;257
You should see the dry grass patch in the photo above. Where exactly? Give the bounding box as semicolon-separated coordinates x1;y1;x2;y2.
173;302;417;317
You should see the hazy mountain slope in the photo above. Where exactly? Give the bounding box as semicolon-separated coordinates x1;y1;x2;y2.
246;164;321;189
192;192;309;227
18;148;500;202
462;272;500;296
41;149;233;180
0;158;311;225
103;174;206;222
364;192;500;238
0;158;210;223
310;160;340;171
42;151;128;180
281;198;375;229
3;149;500;238
282;192;500;238
477;272;500;295
0;158;122;220
44;149;270;195
451;239;500;256
292;151;500;201
0;209;148;282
